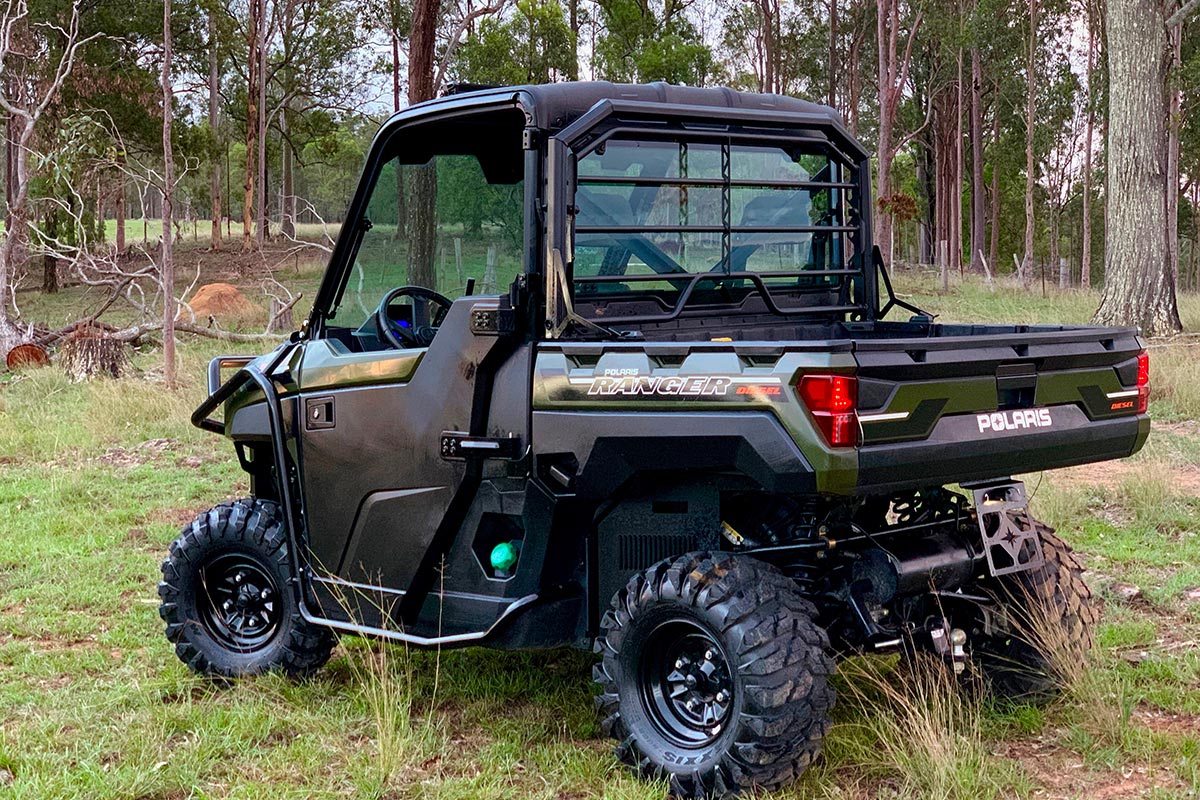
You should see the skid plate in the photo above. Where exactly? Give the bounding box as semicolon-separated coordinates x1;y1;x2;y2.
971;481;1045;577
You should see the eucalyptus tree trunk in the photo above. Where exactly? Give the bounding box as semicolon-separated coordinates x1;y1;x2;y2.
209;11;221;251
952;46;964;275
242;0;260;253
407;0;440;291
1021;0;1037;287
828;0;838;109
1166;22;1181;286
254;0;268;249
969;43;985;272
1093;0;1182;335
1080;4;1096;289
281;105;295;240
162;0;177;386
988;102;1000;270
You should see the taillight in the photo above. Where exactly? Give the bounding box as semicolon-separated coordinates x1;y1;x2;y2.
1136;350;1149;414
797;374;858;447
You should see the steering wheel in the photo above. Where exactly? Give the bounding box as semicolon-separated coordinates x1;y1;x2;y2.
374;285;452;349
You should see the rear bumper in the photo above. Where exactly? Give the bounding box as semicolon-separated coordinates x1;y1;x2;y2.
856;405;1149;493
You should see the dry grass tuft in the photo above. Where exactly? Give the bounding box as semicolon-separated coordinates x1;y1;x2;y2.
834;655;1007;800
1000;584;1131;748
324;584;443;791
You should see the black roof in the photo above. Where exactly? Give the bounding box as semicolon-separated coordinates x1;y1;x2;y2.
414;80;842;127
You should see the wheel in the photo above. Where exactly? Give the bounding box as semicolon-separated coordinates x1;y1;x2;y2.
973;522;1099;700
158;498;336;678
594;552;835;798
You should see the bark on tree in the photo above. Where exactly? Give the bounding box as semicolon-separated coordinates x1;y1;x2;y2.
847;3;862;135
829;0;838;109
281;105;295;239
1093;0;1182;335
162;0;177;385
953;41;964;276
209;12;221;251
242;0;260;253
969;40;985;272
254;0;268;249
753;0;780;93
567;0;580;80
1166;21;1181;285
875;0;921;264
988;99;1000;270
1080;0;1097;289
407;0;440;291
1021;0;1038;287
115;150;126;252
391;31;405;240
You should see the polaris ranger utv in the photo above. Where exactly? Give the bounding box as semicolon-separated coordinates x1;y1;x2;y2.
162;82;1150;797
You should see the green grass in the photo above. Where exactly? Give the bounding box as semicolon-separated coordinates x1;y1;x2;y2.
2;271;1200;797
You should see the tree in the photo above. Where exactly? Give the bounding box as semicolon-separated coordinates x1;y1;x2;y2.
161;0;177;385
1080;0;1099;288
875;0;923;264
1093;0;1182;335
456;0;575;85
208;6;222;250
406;0;440;291
242;0;262;253
594;0;714;85
0;0;97;354
1020;0;1038;286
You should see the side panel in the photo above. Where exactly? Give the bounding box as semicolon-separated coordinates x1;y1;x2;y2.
532;342;858;494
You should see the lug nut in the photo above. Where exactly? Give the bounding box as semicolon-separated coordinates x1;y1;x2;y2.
716;690;728;703
675;659;684;669
223;599;232;611
234;572;244;584
704;649;714;661
260;589;270;600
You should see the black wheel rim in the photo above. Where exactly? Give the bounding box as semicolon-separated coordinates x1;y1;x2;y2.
198;553;281;653
639;619;734;749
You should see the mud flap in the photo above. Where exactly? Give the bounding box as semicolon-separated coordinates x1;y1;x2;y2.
969;481;1045;577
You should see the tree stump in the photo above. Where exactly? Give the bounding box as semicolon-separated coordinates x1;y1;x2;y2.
57;325;130;381
267;297;293;333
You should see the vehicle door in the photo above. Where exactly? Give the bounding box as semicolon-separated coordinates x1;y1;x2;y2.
294;107;531;613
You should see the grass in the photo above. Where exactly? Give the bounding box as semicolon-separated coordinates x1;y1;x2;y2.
2;263;1200;797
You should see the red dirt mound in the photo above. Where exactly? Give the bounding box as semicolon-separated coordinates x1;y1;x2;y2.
182;282;260;323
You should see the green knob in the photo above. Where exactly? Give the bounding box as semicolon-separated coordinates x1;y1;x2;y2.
490;541;519;572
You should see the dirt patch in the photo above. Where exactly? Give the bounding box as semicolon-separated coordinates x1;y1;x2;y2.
1047;419;1200;494
93;437;177;469
1134;705;1200;736
1000;735;1186;799
1051;460;1200;496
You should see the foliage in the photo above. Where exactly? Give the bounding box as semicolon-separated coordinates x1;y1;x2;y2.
455;0;576;85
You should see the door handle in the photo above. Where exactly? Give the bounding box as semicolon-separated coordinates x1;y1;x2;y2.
305;395;335;430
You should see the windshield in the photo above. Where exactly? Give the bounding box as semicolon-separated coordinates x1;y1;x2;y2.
572;138;863;320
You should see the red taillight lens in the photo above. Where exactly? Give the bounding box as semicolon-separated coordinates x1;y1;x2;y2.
1136;350;1149;413
798;374;858;447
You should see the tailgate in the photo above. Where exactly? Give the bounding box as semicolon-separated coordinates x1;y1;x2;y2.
851;325;1151;492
